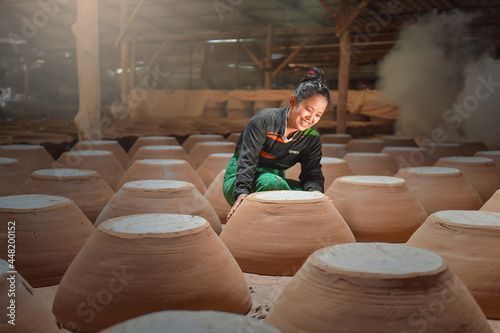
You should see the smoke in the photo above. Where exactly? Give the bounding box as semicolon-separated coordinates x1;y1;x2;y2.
377;10;500;149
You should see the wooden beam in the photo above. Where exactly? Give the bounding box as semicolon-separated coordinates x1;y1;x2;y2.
136;40;169;84
114;0;148;47
272;34;315;77
242;44;264;69
120;0;129;99
336;0;350;134
264;23;273;89
336;0;377;37
23;60;30;102
319;0;340;22
234;39;240;89
130;33;137;90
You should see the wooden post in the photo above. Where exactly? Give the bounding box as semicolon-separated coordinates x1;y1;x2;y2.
130;32;137;90
120;0;129;100
234;39;240;89
23;60;30;102
72;0;101;141
264;23;273;89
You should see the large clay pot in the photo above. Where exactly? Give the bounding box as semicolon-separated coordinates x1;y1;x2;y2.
98;310;279;333
321;143;348;158
220;191;355;275
53;213;252;332
435;156;500;202
448;139;488;156
326;176;427;242
16;169;115;223
72;140;130;168
189;141;236;168
128;136;179;157
57;150;125;189
407;210;500;318
116;159;206;193
346;139;385;153
381;147;435;168
0;157;30;196
95;180;222;234
0;194;94;287
420;142;468;162
395;166;483;215
0;259;62;332
286;157;353;190
265;243;492;333
380;135;418;147
127;145;194;169
343;152;399;176
196;153;232;187
475;151;500;169
321;133;352;144
226;132;241;144
481;190;500;212
181;134;225;153
204;169;230;224
0;144;54;172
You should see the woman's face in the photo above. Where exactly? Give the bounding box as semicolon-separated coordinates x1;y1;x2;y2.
288;94;328;131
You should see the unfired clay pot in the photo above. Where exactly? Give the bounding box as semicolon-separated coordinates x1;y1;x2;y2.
380;135;418;147
0;144;54;172
0;259;62;332
435;156;500;202
381;147;435;168
448;139;488;156
57;150;125;189
420;142;467;162
189;141;236;168
326;176;427;242
395;167;483;215
204;169;230;224
343;152;399;176
95;180;222;234
128;136;179;157
220;191;355;275
0;194;94;287
52;213;252;332
321;143;348;158
475;150;500;169
265;243;492;333
0;157;30;196
481;190;500;212
127;145;194;169
346;139;385;153
16;169;115;223
196;153;233;187
407;210;500;319
98;310;280;333
181;134;225;153
116;159;206;193
72;140;130;168
226;132;241;144
286;157;353;190
321;133;352;144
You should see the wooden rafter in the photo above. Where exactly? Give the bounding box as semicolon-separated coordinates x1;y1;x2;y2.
136;40;169;84
114;0;148;47
242;44;264;69
272;34;316;77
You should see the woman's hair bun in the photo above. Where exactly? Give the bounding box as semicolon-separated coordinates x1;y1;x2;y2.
300;67;326;84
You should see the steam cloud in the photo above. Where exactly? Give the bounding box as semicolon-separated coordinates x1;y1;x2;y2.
377;9;500;149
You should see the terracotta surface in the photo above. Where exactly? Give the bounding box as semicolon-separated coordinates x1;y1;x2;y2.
196;153;232;187
321;133;352;144
116;159;206;193
188;141;236;168
346;139;385;153
420;142;468;162
326;176;427;242
95;180;222;234
0;157;30;196
448;139;489;156
475;151;500;169
407;210;500;319
435;156;500;202
380;135;418;147
0;194;94;287
0;144;55;173
343;152;399;176
395;166;483;215
265;243;492;333
56;150;125;189
381;147;435;168
204;169;230;224
181;134;226;153
321;143;348;158
481;190;500;212
286;157;353;190
220;191;355;275
16;169;115;223
127;136;180;157
52;214;251;332
72;140;130;168
226;132;241;143
0;260;62;332
126;145;194;169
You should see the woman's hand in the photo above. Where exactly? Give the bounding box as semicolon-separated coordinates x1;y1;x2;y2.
226;194;248;222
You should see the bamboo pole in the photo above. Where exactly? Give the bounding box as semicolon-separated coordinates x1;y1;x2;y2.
120;0;129;99
264;23;273;89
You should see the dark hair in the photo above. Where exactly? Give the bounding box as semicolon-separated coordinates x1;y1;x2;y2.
294;67;332;107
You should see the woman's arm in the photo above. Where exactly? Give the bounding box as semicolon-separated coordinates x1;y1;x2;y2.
298;136;325;192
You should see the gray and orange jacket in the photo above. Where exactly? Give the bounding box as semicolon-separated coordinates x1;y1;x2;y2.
233;107;324;200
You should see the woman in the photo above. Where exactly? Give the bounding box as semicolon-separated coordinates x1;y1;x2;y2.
223;67;332;220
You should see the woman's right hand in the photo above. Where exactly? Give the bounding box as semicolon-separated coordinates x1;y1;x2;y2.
226;194;248;222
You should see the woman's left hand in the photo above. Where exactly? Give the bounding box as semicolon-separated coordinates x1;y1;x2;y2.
226;194;248;222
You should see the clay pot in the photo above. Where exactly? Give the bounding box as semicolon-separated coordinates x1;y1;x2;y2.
0;157;30;196
346;139;385;153
321;133;352;144
16;169;115;223
0;144;54;173
196;153;233;187
321;143;348;158
448;139;488;156
72;140;130;168
380;135;418;147
395;167;483;215
128;136;180;158
53;213;252;332
0;259;62;332
265;243;492;333
95;180;222;234
57;150;125;189
343;152;399;176
0;194;94;287
220;191;355;275
127;145;194;169
189;141;236;168
475;151;500;169
181;134;225;153
226;132;241;144
99;310;280;333
435;156;500;202
326;176;427;242
381;147;435;168
481;190;500;212
407;210;500;318
116;159;206;193
286;157;353;190
204;169;230;224
420;142;468;162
